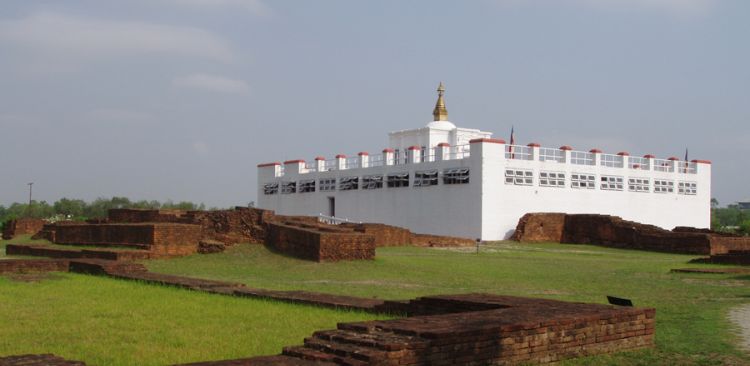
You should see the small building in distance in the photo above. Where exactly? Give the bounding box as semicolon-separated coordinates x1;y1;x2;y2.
737;201;750;210
257;84;711;240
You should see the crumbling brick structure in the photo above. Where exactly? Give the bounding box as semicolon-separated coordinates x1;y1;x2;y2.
2;218;46;240
265;221;376;262
512;213;750;255
691;250;750;266
52;223;201;258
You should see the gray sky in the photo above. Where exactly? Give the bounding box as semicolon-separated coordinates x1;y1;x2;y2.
1;0;748;208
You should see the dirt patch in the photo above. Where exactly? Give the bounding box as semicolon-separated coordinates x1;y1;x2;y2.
729;304;750;354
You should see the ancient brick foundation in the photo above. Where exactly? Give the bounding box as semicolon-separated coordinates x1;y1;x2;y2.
691;250;750;266
107;207;271;245
51;223;201;258
0;259;70;274
265;221;375;262
512;213;750;255
2;218;46;240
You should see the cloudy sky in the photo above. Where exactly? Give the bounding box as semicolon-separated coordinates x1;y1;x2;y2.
0;0;747;208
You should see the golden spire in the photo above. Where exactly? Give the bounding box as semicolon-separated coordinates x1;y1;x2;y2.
432;82;448;121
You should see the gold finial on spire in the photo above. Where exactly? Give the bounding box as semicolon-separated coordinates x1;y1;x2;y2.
432;82;448;121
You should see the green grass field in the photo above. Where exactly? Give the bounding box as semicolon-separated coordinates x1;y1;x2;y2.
0;273;388;366
145;242;750;366
1;236;748;365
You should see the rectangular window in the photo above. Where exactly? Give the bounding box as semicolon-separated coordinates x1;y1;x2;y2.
387;172;410;188
678;181;697;195
319;178;336;192
601;175;624;191
414;170;439;187
443;168;470;184
338;176;359;191
505;169;533;185
654;179;674;194
281;181;296;194
628;178;650;193
571;173;596;189
362;175;383;189
539;171;565;187
263;182;278;195
298;179;315;193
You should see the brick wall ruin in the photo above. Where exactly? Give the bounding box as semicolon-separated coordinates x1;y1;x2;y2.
2;218;46;240
265;221;376;262
512;213;750;255
52;223;202;258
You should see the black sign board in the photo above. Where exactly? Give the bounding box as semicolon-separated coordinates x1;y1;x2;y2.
607;296;633;307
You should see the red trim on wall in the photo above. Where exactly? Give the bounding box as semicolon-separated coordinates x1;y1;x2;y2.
284;159;306;165
335;154;347;159
257;162;281;167
437;142;451;147
357;151;369;156
527;143;541;147
314;156;326;161
692;159;712;164
667;156;680;161
589;148;602;153
559;145;573;151
469;138;506;144
382;148;395;153
643;154;656;159
407;145;421;151
617;151;630;156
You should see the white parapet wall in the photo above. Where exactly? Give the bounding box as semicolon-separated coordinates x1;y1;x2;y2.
257;140;711;241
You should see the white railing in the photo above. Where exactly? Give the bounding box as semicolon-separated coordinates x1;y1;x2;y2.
318;213;361;225
629;156;650;170
539;148;565;163
677;161;697;174
387;154;410;165
323;159;337;171
570;151;594;165
267;143;699;177
653;159;674;173
505;145;533;160
600;154;624;168
369;154;384;167
448;145;471;160
345;157;360;169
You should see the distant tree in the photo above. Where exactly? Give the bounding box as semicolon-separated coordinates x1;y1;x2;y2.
53;198;86;217
711;198;719;209
739;219;750;236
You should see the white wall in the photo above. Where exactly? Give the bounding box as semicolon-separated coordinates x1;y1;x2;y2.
257;141;711;241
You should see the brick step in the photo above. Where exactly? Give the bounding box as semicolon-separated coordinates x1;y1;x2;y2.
282;346;367;366
68;259;148;275
175;354;336;365
312;329;425;352
302;336;392;363
53;242;152;250
5;244;151;261
0;354;85;365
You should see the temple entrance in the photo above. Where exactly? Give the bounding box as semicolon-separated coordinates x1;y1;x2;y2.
328;197;335;217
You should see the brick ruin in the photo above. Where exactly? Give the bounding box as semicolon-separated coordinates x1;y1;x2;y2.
1;218;46;240
691;251;750;266
12;208;474;262
512;213;750;255
0;257;655;366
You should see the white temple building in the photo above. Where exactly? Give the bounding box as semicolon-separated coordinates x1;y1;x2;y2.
257;84;711;240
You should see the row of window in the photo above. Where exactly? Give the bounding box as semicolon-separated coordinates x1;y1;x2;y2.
263;168;470;194
504;169;697;195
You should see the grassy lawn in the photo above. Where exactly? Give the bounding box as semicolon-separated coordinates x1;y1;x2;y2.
0;273;388;366
145;242;750;366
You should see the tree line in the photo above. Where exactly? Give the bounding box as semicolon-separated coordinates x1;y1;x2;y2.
0;197;209;228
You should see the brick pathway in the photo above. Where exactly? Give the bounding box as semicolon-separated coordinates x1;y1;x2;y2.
729;303;750;353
